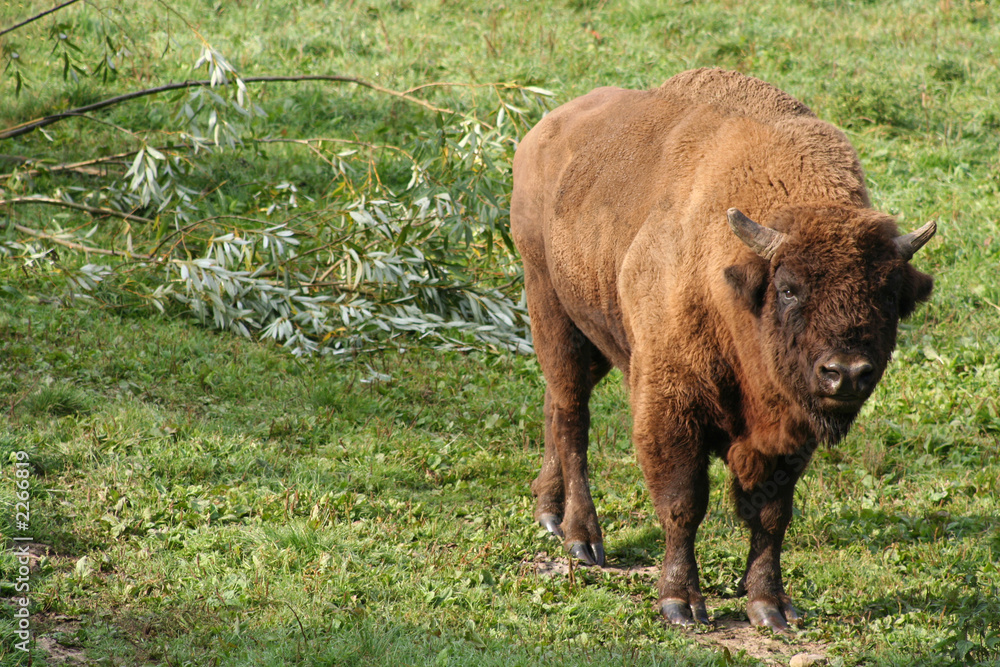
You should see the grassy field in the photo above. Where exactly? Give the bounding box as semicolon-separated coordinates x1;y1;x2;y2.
2;0;1000;665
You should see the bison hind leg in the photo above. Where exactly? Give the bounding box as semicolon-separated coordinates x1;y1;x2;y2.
524;270;612;565
531;388;567;535
530;348;612;566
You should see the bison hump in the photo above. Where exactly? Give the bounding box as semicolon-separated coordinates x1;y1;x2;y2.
655;68;814;123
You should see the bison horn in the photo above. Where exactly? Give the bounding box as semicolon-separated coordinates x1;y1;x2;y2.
727;208;786;261
894;220;937;260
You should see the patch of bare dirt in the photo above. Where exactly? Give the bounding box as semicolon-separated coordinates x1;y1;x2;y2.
694;617;829;666
33;616;92;666
526;551;660;578
6;540;52;570
37;636;90;666
524;553;831;666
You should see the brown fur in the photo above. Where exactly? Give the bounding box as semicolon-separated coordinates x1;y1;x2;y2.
510;69;934;626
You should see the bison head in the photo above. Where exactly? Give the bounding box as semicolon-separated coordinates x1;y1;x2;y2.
724;206;935;442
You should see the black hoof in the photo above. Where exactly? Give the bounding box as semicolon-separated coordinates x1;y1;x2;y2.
747;599;792;633
660;598;709;626
692;599;710;625
538;513;564;538
567;541;605;567
783;601;802;627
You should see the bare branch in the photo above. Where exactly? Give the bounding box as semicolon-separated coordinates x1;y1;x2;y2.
0;197;155;225
0;75;454;141
0;0;85;38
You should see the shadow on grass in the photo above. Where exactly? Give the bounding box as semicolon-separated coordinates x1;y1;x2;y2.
817;509;1000;550
606;525;664;569
69;607;734;667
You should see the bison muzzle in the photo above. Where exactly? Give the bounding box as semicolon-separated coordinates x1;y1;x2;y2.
510;69;935;632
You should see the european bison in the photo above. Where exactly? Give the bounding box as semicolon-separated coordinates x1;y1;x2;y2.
510;69;935;631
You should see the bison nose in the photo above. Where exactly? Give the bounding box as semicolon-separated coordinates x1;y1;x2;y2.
816;354;875;398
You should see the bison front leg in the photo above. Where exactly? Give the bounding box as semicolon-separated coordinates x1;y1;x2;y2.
633;391;711;626
731;443;815;632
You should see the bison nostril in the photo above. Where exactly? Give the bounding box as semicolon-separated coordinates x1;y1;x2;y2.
819;362;845;391
850;360;875;390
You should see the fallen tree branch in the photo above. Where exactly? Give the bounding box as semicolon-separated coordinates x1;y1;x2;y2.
0;75;454;141
0;197;155;225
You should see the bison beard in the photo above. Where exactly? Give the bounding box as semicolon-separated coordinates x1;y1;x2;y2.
809;410;855;446
510;69;935;632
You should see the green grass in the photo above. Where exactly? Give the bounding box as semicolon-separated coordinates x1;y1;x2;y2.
2;0;1000;665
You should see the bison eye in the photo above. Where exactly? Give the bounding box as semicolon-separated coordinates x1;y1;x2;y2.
779;288;798;305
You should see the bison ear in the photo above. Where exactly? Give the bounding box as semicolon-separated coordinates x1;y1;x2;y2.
725;259;769;315
899;266;933;319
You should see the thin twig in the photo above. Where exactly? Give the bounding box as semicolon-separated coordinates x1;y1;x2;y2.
256;136;419;161
403;81;520;95
246;75;455;115
7;222;152;260
146;219;212;258
63;111;145;140
0;0;84;38
0;75;454;141
0;150;137;180
0;197;154;224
